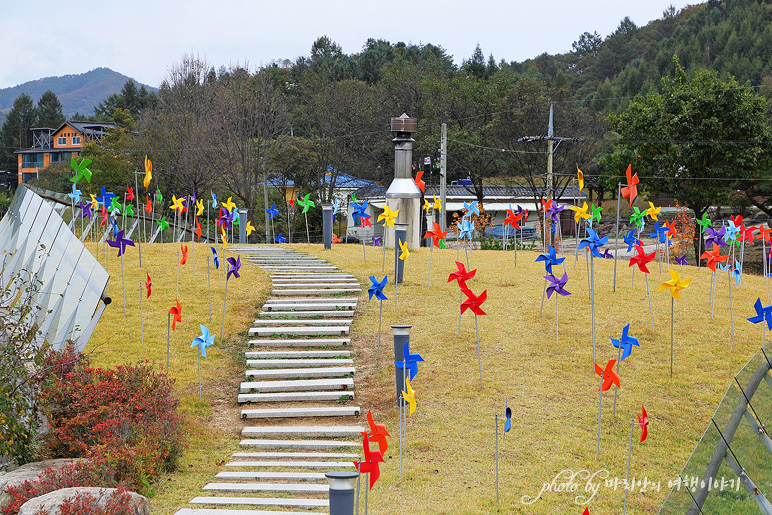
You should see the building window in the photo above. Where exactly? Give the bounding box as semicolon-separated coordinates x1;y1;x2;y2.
57;137;66;146
72;136;81;145
22;154;44;168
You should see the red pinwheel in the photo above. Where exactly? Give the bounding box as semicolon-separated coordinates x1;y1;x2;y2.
731;214;744;227
144;194;152;213
289;197;295;211
126;184;134;202
540;198;553;215
741;225;757;244
169;299;182;331
354;432;384;490
595;359;620;391
361;215;372;228
759;225;772;242
145;272;152;298
195;217;202;239
180;244;188;265
100;206;107;226
366;410;390;454
638;405;649;443
629;244;655;273
621;164;639;206
700;243;728;272
460;287;487;316
448;261;476;288
332;233;342;244
414;170;425;193
504;209;523;229
424;222;448;248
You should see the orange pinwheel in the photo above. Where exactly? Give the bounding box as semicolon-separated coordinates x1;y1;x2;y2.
759;225;772;242
169;299;182;331
460;287;487;316
354;432;384;490
180;244;188;265
366;410;390;454
194;218;202;239
629;244;655;273
595;359;620;391
414;170;425;193
144;194;152;213
541;198;553;215
620;164;639;206
639;405;649;443
700;243;729;272
504;209;523;229
424;222;448;248
332;233;342;244
664;219;677;239
448;261;476;288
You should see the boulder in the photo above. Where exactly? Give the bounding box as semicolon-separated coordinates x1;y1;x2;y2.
0;459;76;509
18;487;149;515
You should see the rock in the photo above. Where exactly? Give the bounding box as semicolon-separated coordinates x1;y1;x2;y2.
0;459;77;509
18;487;149;515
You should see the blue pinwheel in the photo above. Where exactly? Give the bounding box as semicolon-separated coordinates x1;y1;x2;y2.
352;200;369;225
210;246;220;269
226;256;241;281
107;229;134;257
69;183;82;204
504;403;512;433
748;298;772;329
732;260;742;288
705;226;728;248
275;233;288;244
463;200;479;218
395;342;423;380
611;324;639;361
266;204;279;220
368;275;388;301
623;228;640;253
110;214;119;237
457;219;474;240
332;198;338;222
724;220;741;244
536;245;565;275
371;236;382;247
95;186;117;207
648;221;668;244
211;192;217;209
191;324;216;357
544;272;571;298
578;227;609;258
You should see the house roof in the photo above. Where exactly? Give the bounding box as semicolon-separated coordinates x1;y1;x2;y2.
59;120;117;138
269;172;377;190
357;184;587;205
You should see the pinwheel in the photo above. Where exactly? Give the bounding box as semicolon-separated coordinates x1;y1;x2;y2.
275;233;287;244
371;236;381;247
366;274;388;361
144;194;152;213
332;198;338;223
624;405;649;513
354;432;384;494
674;255;688;266
332;233;341;244
289;196;295;212
748;297;772;351
96;186;118;207
537;245;566;317
658;268;691;375
577;164;585;191
378;205;398;227
461;286;487;385
623;229;640;253
395;342;423;382
423;222;448;286
589;203;602;227
448;260;476;288
143;156;153;188
70;157;93;183
221;255;241;344
167;299;182;371
108;196;122;214
423;198;431;214
432;195;442;211
69;183;82;205
398;374;417;473
724;220;741;254
570;202;591;224
505;402;512;434
579;228;608;362
77;200;91;219
361;214;371;227
732;260;742;288
110;215;119;238
243;220;254;237
402;376;416;415
221;227;228;249
221;196;236;213
463;200;479;218
502;207;524;261
413;170;425;192
645;201;661;221
139;272;152;347
545;272;570;346
155;186;163;205
352;200;369;226
594;359;621;457
296;194;315;245
366;410;390;455
628;207;645;229
704;226;728;253
207;247;218;319
394;239;409;314
156;216;169;243
191;324;216;400
194;218;202;239
621;164;639;206
107;229;135;312
546;202;565;237
701;243;729;318
100;206;107;227
610;323;639;415
180;243;188;265
758;226;772;298
123;185;133;203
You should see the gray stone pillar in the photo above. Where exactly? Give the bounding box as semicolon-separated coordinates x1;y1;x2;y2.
326;471;358;515
238;208;247;244
392;324;411;406
322;204;333;249
394;223;407;284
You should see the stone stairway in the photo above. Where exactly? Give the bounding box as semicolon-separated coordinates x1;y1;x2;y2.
175;246;364;515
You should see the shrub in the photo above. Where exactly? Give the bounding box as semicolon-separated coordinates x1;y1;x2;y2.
2;463;97;515
49;488;134;515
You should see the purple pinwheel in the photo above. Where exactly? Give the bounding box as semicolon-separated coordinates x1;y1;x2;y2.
623;228;640;252
395;341;423;380
705;226;728;248
107;229;135;257
77;201;92;219
545;272;570;298
368;275;388;301
218;209;235;230
371;236;382;247
748;298;772;329
536;245;565;275
352;200;369;225
226;255;241;281
648;221;668;244
578;227;609;258
547;202;565;224
675;255;688;265
601;249;613;259
275;233;288;243
611;324;639;361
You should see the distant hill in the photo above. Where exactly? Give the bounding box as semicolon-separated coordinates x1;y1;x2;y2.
0;68;156;124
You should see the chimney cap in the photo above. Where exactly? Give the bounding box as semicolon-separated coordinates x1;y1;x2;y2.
391;115;417;134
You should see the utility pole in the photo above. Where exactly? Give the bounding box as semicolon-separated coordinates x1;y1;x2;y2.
440;123;447;233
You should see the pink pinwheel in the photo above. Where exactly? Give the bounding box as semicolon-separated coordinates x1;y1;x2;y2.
544;272;570;298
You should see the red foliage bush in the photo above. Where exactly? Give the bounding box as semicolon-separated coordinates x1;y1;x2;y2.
2;463;98;515
48;488;134;515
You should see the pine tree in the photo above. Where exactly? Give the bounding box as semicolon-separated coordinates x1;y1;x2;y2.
0;93;37;172
36;90;65;128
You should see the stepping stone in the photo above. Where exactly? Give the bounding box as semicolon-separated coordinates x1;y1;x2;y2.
258;311;353;317
252;319;352;326
238;440;358;450
270;274;354;278
238;391;354;403
261;266;338;270
245;350;350;358
241;426;364;438
245;367;355;379
248;338;349;347
264;298;358;303
248;326;349;336
263;304;356;311
245;358;354;368
203;483;329;493
239;378;354;393
233;451;359;459
240;406;361;419
215;471;327;480
272;283;360;289
177;510;319;515
190;496;328;508
271;277;357;283
272;289;361;296
225;461;354;469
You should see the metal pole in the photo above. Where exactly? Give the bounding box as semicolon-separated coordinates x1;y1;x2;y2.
671;297;674;377
596;374;603;458
623;419;634;515
440;123;447;233
207;255;212;323
135;173;142;267
139;282;143;348
613;183;621;292
591;254;596;364
728;269;735;351
167;313;171;373
495;413;499;503
613;345;621;417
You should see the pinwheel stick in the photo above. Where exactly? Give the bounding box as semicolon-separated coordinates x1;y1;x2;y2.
121;252;126;314
539;277;547;318
474;313;483;387
645;275;654;332
361;228;367;264
596;374;603;459
613;183;621;292
728;269;735;352
207;255;212;323
376;299;383;364
495;413;500;503
613;347;622;417
167;313;171;373
670;298;674;377
764;237;769;302
381;240;387;273
591;254;597;363
400;362;405;479
427;245;433;288
176;251;180;299
355;458;361;515
304;210;310;246
197;350;202;401
394;276;399;314
623;419;636;515
221;279;229;345
139;283;144;348
555;290;559;346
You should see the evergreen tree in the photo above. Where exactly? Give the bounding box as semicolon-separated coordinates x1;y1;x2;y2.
35;90;65;128
0;93;37;172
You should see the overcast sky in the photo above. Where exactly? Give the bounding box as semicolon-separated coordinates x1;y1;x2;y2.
1;0;697;90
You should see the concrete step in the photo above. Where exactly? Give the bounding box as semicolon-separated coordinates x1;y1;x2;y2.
261;266;338;270
238;440;359;450
245;358;354;368
245;367;355;379
233;452;359;459
215;471;327;480
272;289;361;296
258;311;353;318
264;298;358;303
240;378;354;393
225;461;355;469
203;483;329;493
248;339;350;347
241;426;364;438
271;283;360;288
263;304;356;311
271;277;357;283
177;509;323;515
241;406;361;419
238;391;354;403
248;326;349;336
244;350;350;359
190;496;328;508
270;274;355;278
252;319;352;326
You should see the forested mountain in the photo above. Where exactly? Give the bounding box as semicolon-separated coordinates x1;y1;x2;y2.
0;68;156;124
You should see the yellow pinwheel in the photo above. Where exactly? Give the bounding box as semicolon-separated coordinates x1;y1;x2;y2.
423;198;431;214
222;196;237;213
196;199;204;216
90;194;98;211
170;195;184;213
577;164;584;191
246;220;256;236
432;195;442;211
658;268;691;300
143;156;152;188
569;201;591;223
377;205;398;228
221;227;228;249
646;201;661;221
399;238;409;261
401;376;416;416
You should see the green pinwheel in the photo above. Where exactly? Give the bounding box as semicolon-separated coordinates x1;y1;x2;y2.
589;203;603;225
109;196;122;214
123;203;135;217
630;207;646;227
697;213;712;233
157;216;169;230
70;157;93;183
299;193;315;214
156;186;163;204
351;193;357;203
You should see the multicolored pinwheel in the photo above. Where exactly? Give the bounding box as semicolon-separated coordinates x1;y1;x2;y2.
620;164;639;206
